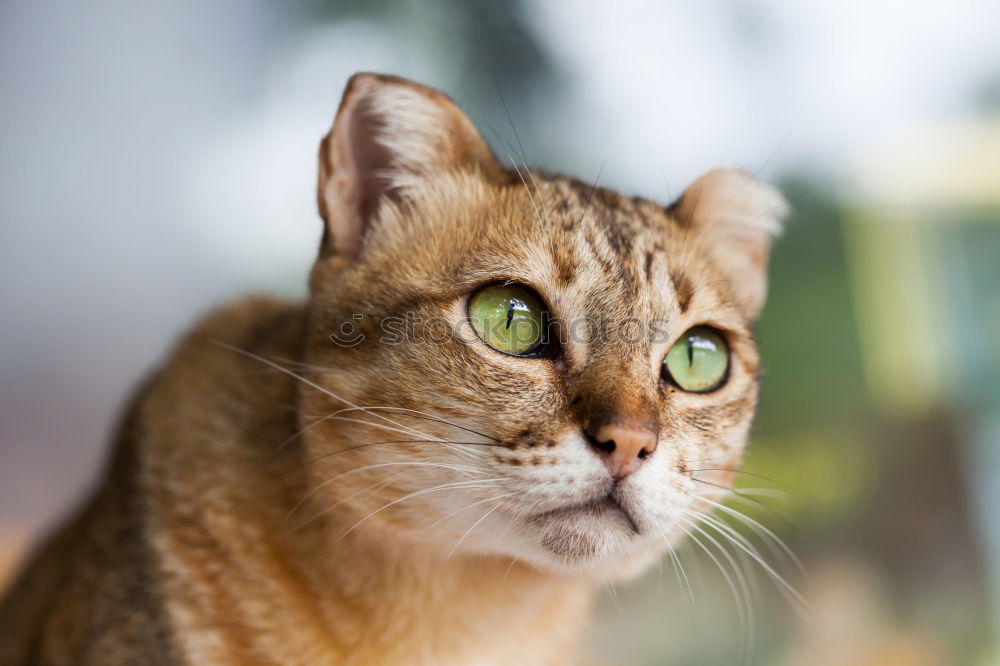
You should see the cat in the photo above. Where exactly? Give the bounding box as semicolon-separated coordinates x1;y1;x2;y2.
0;73;787;665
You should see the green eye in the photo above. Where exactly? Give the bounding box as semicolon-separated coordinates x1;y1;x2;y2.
468;284;548;356
663;326;729;392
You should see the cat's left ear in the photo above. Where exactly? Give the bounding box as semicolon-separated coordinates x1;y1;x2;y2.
316;73;503;259
671;169;788;318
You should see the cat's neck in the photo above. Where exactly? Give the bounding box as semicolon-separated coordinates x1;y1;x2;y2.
298;523;593;665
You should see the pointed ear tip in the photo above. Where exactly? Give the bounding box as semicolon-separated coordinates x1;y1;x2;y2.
339;72;389;107
345;72;396;90
754;179;791;236
332;73;461;140
325;73;412;148
693;167;790;235
342;72;446;102
743;175;790;236
336;73;405;115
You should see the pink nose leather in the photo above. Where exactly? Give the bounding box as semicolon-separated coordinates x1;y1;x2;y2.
589;422;658;479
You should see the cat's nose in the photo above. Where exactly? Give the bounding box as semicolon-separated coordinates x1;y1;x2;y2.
585;420;658;479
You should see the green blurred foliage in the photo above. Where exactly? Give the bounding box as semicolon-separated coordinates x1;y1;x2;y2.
756;178;870;434
736;179;879;538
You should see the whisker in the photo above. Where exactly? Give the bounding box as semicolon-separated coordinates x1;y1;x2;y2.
689;478;794;530
447;499;511;560
676;181;704;297
683;449;742;464
575;160;609;228
665;546;695;609
526;166;552;225
274;401;492;455
658;517;696;609
300;439;501;469
608;559;628;617
500;557;518;601
602;577;624;616
317;415;477;460
693;495;808;582
669;544;697;610
494;79;530;173
214;343;448;448
329;406;501;443
482;113;544;227
336;478;502;541
687;468;787;487
424;490;514;533
696;511;770;575
686;506;811;616
282;470;404;536
686;517;756;665
504;150;546;233
652;152;673;202
677;516;751;662
493;84;555;232
281;461;481;533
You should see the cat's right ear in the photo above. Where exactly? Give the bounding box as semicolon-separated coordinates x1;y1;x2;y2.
316;73;502;260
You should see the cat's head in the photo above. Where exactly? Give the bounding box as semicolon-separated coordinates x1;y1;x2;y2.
299;74;786;578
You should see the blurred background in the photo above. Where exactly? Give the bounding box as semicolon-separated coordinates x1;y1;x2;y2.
1;0;998;663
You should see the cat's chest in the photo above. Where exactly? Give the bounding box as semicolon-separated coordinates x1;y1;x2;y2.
296;585;587;665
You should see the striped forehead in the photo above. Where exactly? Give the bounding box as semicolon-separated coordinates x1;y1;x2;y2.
542;178;680;319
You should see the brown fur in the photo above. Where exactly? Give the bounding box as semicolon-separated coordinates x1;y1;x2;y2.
0;74;786;664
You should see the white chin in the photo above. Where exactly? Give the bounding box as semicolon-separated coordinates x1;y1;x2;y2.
507;502;662;578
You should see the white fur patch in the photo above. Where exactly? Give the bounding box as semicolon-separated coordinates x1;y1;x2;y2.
367;85;455;174
686;168;788;238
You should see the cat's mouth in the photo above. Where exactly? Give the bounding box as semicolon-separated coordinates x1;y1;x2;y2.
528;490;640;534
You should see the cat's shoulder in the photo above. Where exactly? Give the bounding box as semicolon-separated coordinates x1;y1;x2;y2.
184;294;302;349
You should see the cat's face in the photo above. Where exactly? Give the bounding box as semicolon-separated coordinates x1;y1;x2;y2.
299;74;786;579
